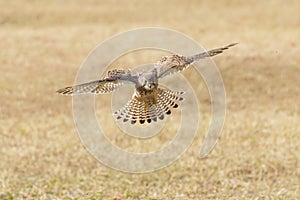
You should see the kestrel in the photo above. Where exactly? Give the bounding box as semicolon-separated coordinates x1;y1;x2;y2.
57;43;237;124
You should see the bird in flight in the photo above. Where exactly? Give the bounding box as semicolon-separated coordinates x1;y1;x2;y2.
57;43;237;124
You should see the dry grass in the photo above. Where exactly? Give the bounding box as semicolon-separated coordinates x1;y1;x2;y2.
1;0;300;199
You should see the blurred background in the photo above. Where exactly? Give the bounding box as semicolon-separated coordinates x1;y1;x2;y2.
0;0;299;199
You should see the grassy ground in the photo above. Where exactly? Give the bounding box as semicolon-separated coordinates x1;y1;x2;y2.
1;0;299;199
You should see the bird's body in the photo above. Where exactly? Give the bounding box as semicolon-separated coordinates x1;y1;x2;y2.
57;43;237;124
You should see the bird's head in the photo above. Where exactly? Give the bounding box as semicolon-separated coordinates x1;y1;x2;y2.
138;71;157;90
143;80;156;90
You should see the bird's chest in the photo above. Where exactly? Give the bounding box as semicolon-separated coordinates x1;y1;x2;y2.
136;88;158;105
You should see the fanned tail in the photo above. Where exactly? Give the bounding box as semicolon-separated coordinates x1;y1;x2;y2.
114;88;184;124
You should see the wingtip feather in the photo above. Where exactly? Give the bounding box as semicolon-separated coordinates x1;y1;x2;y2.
56;87;74;95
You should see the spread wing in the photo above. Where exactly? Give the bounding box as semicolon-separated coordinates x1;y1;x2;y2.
156;43;238;78
56;69;137;95
56;78;123;95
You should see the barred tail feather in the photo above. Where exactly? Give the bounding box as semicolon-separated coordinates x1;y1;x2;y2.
114;88;184;124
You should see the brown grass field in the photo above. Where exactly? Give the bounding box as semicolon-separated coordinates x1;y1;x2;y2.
1;0;300;199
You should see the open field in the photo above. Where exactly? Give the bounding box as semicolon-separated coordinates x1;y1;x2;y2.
1;0;300;199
